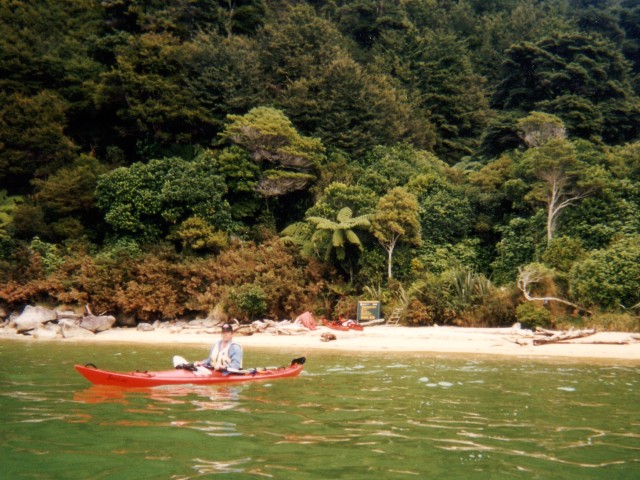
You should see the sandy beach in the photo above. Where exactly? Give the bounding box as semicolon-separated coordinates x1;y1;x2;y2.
31;324;640;362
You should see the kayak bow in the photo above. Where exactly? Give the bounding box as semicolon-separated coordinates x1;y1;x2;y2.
75;357;306;387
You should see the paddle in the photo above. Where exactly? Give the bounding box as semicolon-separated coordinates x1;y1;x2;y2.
172;355;212;376
173;355;306;376
228;357;306;374
226;367;257;375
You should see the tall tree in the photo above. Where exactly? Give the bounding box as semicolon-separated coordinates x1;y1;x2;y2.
180;32;265;133
468;0;572;86
331;0;410;49
372;187;421;279
0;0;103;96
258;4;346;87
0;91;77;193
516;136;603;244
95;32;218;157
375;28;490;162
100;0;265;40
618;0;640;90
493;32;640;144
283;54;434;157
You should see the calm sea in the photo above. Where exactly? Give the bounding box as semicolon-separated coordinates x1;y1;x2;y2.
1;340;638;479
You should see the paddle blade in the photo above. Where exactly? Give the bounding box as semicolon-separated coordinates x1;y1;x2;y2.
173;355;190;368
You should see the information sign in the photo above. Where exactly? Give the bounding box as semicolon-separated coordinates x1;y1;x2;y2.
357;301;381;322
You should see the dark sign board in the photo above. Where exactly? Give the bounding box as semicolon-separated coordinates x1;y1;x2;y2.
357;301;381;322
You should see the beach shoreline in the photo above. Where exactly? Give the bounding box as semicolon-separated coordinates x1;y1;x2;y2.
4;324;640;362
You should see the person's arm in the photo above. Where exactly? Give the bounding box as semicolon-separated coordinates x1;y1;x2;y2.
195;344;215;367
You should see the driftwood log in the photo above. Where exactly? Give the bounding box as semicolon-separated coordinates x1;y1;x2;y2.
533;327;596;345
250;319;310;335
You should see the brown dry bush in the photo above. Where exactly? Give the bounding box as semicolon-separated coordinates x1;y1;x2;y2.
114;251;188;322
0;245;49;305
44;251;135;316
464;287;519;327
404;299;439;326
333;296;359;320
191;239;318;320
0;238;330;323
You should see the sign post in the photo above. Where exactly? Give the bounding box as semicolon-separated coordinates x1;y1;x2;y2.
357;301;381;323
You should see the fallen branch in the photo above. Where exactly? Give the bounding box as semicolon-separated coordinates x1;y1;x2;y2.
517;265;592;314
535;327;561;336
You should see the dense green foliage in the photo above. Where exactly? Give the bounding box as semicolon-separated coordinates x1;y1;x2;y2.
1;0;639;329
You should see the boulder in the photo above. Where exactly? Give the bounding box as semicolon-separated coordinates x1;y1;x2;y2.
80;315;116;333
137;322;155;332
11;305;58;333
32;324;62;339
59;319;95;338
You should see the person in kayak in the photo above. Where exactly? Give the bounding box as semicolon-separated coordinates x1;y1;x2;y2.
195;323;243;371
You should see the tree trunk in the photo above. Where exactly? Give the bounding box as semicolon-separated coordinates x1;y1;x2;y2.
386;237;397;280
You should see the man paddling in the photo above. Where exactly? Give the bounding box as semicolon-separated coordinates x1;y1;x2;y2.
195;323;243;371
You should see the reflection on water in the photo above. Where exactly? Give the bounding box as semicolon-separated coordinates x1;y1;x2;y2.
74;384;243;412
0;341;639;479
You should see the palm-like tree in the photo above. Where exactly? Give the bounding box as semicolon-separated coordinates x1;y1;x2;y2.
307;207;371;261
281;207;371;281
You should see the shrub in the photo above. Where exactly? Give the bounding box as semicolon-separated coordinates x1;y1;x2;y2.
556;312;640;332
227;283;267;321
570;235;640;310
516;301;552;330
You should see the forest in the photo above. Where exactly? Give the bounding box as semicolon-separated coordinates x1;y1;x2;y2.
1;0;639;330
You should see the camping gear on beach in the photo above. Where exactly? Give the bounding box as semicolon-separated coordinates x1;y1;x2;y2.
75;356;306;387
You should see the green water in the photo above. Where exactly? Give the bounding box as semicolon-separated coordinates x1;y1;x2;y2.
1;340;638;479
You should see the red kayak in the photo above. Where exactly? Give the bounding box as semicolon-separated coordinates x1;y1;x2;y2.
75;357;306;387
322;319;364;331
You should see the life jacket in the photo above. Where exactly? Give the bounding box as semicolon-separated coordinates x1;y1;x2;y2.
209;340;242;369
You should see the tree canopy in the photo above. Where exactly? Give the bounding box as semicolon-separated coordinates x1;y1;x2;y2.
1;0;639;327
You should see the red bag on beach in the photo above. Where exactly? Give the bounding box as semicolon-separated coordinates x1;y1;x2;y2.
295;311;318;330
